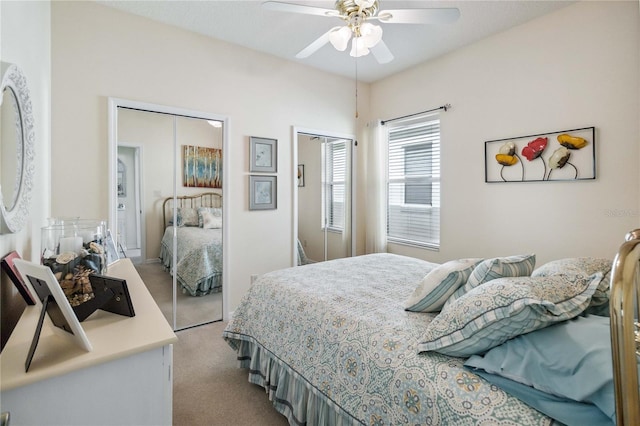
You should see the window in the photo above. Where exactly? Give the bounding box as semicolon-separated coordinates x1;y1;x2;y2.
386;116;440;248
322;139;346;231
404;143;433;205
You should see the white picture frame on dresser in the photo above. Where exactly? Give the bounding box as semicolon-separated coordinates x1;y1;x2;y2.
13;259;93;352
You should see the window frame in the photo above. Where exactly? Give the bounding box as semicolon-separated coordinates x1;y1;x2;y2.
385;114;441;250
322;139;346;233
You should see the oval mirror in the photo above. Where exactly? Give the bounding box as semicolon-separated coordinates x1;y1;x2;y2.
0;63;35;233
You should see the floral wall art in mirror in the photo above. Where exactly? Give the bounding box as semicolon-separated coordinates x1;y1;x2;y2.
183;145;222;188
249;175;277;210
485;126;595;183
249;136;277;173
0;62;35;233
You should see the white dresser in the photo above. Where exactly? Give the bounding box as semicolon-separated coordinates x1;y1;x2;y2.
0;259;178;425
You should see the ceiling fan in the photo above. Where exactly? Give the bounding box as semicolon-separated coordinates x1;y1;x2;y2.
262;0;460;64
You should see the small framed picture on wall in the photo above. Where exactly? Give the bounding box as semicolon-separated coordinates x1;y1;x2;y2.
249;136;277;173
249;175;277;210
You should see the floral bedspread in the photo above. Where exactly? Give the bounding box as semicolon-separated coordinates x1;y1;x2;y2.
159;226;222;296
223;253;554;425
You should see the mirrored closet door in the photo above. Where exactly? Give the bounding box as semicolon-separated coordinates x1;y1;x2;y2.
295;130;355;265
109;99;227;330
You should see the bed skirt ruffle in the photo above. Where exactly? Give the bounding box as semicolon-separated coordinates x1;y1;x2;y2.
223;333;361;426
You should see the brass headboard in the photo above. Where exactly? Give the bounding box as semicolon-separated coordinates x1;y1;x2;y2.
609;228;640;425
162;192;222;228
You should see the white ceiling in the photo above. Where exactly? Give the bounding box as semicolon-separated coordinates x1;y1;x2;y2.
97;0;574;83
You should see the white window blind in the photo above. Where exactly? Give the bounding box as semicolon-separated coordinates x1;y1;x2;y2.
387;116;440;248
322;140;346;231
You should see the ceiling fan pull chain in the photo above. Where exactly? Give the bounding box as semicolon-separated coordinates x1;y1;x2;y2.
355;56;359;119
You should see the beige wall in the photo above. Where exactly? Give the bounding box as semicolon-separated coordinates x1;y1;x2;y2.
50;1;366;313
50;1;639;314
368;0;640;265
0;1;51;346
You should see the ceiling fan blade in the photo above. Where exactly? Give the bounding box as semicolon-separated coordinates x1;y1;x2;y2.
370;40;394;64
296;26;343;59
376;8;460;24
262;1;339;18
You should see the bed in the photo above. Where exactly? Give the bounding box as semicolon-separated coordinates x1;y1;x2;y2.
159;192;222;296
223;229;640;426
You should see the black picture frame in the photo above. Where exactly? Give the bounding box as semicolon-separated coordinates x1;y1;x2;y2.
89;274;135;318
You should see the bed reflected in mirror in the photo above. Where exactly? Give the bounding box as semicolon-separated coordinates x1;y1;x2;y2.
110;101;226;330
295;130;355;264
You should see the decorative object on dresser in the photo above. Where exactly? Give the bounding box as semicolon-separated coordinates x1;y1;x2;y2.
13;259;93;372
40;220;108;308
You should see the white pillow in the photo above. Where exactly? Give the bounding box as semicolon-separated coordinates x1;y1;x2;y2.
201;210;222;229
404;258;482;312
198;206;222;227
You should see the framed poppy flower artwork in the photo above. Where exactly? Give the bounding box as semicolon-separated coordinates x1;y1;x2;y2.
484;126;595;183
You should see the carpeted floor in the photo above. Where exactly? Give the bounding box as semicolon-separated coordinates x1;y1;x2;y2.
173;321;289;425
135;262;222;329
135;262;287;424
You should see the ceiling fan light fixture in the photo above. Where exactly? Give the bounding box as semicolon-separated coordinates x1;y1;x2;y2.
359;22;382;48
329;26;352;51
354;0;376;8
350;36;370;57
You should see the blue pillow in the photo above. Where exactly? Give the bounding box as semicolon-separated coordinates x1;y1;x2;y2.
464;314;632;424
471;369;613;426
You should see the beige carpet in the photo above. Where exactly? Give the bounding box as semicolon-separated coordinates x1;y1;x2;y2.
173;321;289;426
135;262;222;329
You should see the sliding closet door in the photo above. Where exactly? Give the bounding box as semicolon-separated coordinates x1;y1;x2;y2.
174;115;223;330
114;105;224;330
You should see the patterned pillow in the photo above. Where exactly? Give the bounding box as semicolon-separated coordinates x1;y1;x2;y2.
201;210;222;229
198;207;222;228
532;257;612;315
404;258;483;312
445;254;536;307
176;207;199;227
417;272;603;357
